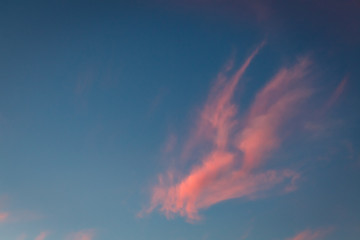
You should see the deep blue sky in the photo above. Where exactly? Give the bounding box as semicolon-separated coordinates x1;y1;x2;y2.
0;1;359;240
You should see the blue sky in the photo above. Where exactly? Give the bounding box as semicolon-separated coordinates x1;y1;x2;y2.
0;1;359;240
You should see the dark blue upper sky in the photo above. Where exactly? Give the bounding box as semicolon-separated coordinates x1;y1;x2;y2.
0;1;359;240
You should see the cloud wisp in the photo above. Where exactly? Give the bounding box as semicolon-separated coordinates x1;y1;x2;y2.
0;211;9;222
35;232;50;240
66;229;95;240
286;228;332;240
146;44;315;221
325;75;348;110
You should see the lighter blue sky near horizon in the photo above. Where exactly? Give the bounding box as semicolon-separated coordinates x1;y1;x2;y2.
0;1;360;240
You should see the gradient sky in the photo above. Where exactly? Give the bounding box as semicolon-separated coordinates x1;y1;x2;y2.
1;1;360;240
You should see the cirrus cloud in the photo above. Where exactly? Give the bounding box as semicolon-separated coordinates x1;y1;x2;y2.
286;228;333;240
66;229;96;240
35;231;50;240
0;212;9;223
146;43;316;221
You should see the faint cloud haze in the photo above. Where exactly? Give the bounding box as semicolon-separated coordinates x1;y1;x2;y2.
16;234;27;240
0;211;9;222
66;229;96;240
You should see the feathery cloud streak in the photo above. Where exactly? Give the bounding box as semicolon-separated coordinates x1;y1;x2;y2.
325;75;348;110
148;44;314;220
34;232;50;240
286;228;331;240
66;229;95;240
16;234;27;240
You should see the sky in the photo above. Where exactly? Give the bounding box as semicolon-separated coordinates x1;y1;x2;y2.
0;0;360;239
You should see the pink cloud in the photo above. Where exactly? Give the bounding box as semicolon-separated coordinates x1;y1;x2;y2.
35;232;50;240
16;234;27;240
237;58;312;171
0;212;9;222
66;229;95;240
147;44;314;220
286;228;332;240
183;41;265;157
325;75;348;110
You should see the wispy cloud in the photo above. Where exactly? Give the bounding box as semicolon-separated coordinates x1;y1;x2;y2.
0;212;9;223
35;231;50;240
16;234;27;240
325;75;348;110
183;41;265;158
66;229;96;240
146;44;315;221
237;57;312;171
0;200;43;228
286;228;332;240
